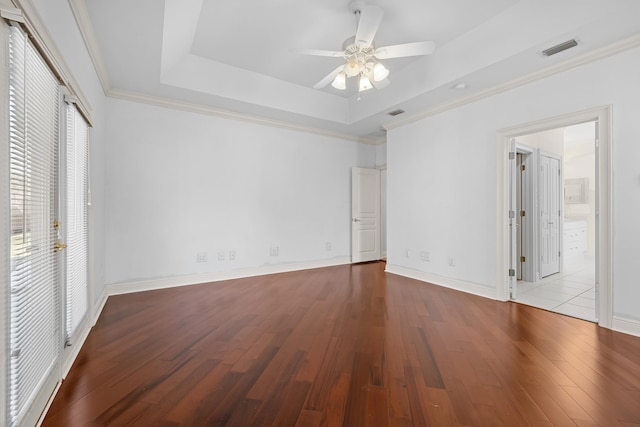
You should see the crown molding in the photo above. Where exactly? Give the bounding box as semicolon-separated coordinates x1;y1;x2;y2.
62;0;376;144
67;0;110;94
384;33;640;131
107;88;377;144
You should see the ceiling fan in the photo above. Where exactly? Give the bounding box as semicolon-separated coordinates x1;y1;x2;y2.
292;1;436;92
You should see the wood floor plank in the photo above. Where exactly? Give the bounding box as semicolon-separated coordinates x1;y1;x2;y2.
294;410;324;427
41;262;640;426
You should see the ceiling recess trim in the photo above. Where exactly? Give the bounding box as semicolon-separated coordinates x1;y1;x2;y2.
63;0;378;145
108;88;377;144
385;33;640;132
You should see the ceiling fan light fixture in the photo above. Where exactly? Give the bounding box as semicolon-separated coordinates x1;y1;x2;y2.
344;60;361;77
331;72;347;90
359;75;373;92
300;4;436;91
372;62;389;82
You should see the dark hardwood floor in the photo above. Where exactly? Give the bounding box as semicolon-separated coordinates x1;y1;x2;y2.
43;261;640;426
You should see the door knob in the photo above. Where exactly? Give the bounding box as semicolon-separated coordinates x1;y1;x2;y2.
53;242;67;252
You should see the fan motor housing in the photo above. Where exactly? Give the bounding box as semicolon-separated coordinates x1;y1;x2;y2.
342;36;374;54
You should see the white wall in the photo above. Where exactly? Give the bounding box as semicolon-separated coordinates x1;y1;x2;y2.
387;45;640;324
32;0;108;304
564;122;597;256
375;143;387;167
105;98;376;285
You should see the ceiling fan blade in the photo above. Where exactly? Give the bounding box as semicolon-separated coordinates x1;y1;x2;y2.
291;48;345;58
371;78;390;90
355;5;384;49
374;41;436;59
313;65;345;89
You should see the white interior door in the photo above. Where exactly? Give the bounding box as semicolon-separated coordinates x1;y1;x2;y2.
351;168;380;263
540;153;561;278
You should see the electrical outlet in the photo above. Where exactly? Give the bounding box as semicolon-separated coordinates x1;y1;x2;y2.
326;241;332;251
196;252;207;263
270;246;279;257
448;257;455;266
218;251;225;261
229;250;236;260
420;251;430;262
404;249;410;258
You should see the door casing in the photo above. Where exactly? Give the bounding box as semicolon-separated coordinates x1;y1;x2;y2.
497;106;612;329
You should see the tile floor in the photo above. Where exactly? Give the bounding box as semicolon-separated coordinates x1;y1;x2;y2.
515;257;596;322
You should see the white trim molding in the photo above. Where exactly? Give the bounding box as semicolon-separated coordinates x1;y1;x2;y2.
93;286;108;325
108;257;352;296
612;316;640;338
385;264;497;300
384;34;640;132
67;0;111;94
108;89;377;145
61;317;92;378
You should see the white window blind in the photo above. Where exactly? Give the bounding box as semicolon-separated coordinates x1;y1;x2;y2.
64;102;89;341
8;24;61;426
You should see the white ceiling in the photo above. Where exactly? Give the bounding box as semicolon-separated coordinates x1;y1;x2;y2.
83;0;640;142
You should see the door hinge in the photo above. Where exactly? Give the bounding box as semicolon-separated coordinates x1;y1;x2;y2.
508;269;516;277
520;210;525;217
520;164;525;171
509;152;515;160
520;256;526;263
595;138;600;148
509;210;515;219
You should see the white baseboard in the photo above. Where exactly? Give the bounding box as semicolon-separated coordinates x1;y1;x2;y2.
385;264;497;300
93;286;108;325
107;257;352;296
61;320;92;379
612;315;640;338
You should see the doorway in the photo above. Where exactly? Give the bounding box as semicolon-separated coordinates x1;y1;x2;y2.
351;167;381;263
497;107;612;328
511;123;597;321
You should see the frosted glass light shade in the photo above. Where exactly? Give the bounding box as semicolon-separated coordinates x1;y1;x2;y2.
344;60;360;77
372;63;389;81
359;75;373;91
331;72;346;90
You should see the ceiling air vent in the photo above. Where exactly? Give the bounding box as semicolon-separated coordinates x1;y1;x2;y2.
387;109;405;117
541;39;578;57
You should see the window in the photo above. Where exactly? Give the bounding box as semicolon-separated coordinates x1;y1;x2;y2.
64;102;89;342
8;23;61;426
3;4;93;424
